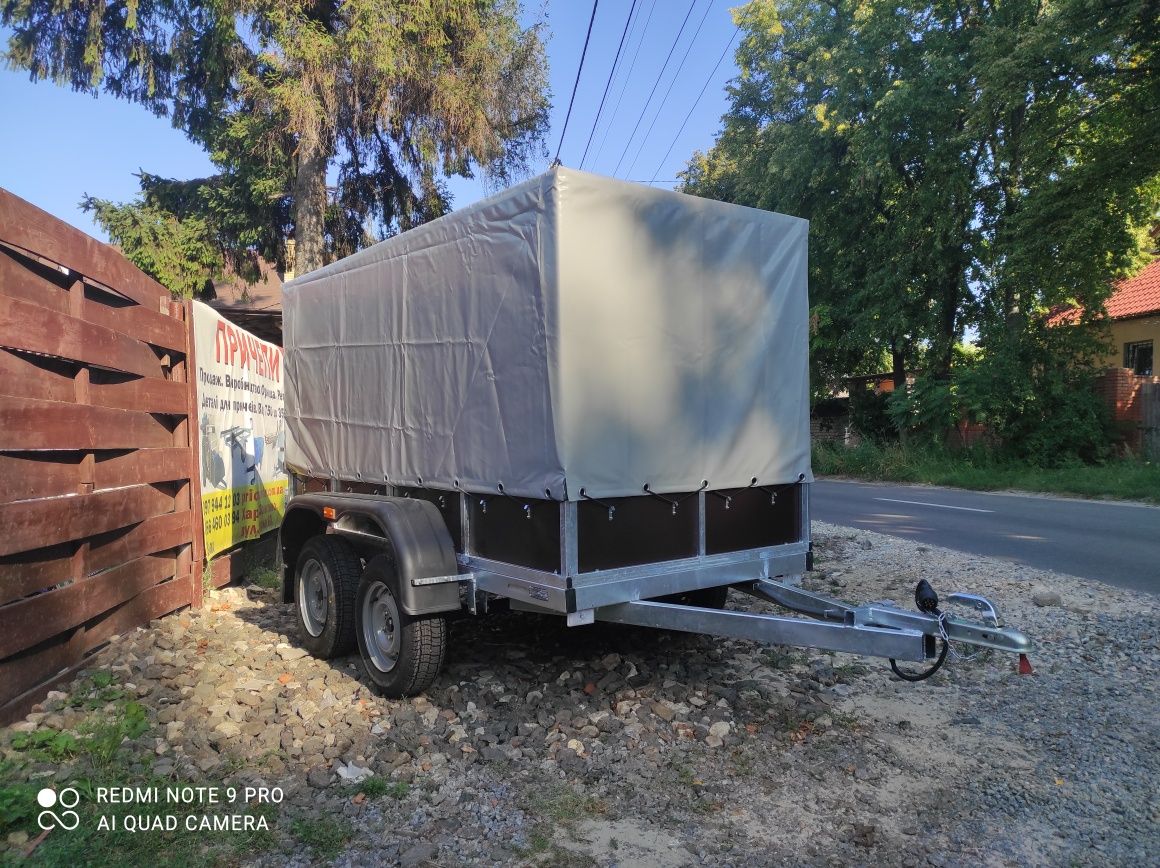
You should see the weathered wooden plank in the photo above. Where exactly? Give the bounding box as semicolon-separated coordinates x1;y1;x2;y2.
0;627;87;712
0;511;192;604
88;375;190;414
0;247;187;354
0;246;70;313
0;293;165;379
0;449;191;504
0;572;193;723
82;290;187;355
0;451;84;503
82;571;193;650
0;396;176;451
0;552;178;659
94;448;192;489
0;484;175;557
0;188;169;310
0;541;76;605
0;347;77;402
0;351;189;413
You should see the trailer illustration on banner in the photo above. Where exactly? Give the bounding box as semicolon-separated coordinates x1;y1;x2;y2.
275;168;1031;696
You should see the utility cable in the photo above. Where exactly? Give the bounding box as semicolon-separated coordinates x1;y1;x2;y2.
554;0;601;166
649;25;740;183
592;0;659;170
624;0;715;179
593;0;658;171
611;0;699;178
580;0;640;170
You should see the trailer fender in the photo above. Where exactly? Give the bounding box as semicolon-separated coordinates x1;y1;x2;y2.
279;493;460;616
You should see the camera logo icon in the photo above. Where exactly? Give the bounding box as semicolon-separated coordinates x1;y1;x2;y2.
36;787;80;831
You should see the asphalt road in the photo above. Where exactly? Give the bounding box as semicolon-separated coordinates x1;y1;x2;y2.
811;480;1160;593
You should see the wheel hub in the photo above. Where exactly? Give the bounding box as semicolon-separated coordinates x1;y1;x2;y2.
362;582;401;673
298;559;330;637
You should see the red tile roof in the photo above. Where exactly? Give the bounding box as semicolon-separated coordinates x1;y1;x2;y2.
1106;258;1160;320
1047;258;1160;325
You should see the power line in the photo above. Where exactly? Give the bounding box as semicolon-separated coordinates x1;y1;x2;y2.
553;0;601;166
623;0;715;178
580;0;640;170
650;26;740;183
592;0;659;170
611;0;699;178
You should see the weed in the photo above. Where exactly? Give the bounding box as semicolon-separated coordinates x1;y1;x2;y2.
831;662;869;681
350;777;406;800
10;728;83;762
523;830;552;854
248;565;281;590
674;764;698;788
829;710;862;731
291;817;353;859
762;646;808;670
81;700;150;768
0;771;39;836
729;748;756;777
526;784;605;823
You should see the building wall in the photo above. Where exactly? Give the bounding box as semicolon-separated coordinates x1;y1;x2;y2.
1094;368;1160;454
1106;315;1159;371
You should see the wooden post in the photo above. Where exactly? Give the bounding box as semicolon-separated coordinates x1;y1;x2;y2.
183;299;208;608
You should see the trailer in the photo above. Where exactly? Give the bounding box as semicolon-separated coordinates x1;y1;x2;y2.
277;168;1029;696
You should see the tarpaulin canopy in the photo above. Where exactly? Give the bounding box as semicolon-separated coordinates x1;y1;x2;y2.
283;167;811;500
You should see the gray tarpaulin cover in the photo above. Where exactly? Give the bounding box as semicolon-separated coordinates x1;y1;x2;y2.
283;167;811;500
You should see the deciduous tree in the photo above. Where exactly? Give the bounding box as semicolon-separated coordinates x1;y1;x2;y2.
682;0;1159;437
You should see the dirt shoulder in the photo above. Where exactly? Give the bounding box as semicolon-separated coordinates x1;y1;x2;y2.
3;523;1157;866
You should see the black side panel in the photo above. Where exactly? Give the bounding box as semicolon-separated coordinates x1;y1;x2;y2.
705;484;801;555
395;487;463;552
578;494;698;572
468;495;561;573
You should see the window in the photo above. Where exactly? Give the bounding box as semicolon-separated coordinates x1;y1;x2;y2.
1124;340;1153;376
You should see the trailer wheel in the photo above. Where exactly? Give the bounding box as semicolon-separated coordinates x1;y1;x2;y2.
356;556;446;697
294;535;362;659
655;585;730;609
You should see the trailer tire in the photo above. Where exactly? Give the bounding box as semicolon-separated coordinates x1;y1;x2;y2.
356;556;446;697
294;535;362;659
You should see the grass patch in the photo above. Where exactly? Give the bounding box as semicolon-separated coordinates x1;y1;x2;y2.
247;565;281;590
289;817;353;860
524;783;605;824
813;441;1160;503
347;777;407;800
0;677;277;866
517;780;607;863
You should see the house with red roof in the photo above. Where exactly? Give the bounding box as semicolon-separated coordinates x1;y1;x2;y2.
1084;259;1160;456
1103;258;1159;376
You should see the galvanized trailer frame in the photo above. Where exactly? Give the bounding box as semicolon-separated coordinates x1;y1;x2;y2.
282;475;1031;676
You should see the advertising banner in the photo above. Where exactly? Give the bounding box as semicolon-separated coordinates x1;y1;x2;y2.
191;301;287;558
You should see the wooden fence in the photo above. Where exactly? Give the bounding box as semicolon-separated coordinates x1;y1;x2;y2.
0;189;201;724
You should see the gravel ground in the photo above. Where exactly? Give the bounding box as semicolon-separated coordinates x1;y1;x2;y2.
4;521;1158;866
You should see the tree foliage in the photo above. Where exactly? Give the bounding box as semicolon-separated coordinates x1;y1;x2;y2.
3;0;550;276
682;0;1159;459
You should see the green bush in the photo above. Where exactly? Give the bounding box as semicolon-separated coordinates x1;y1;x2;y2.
812;440;1159;503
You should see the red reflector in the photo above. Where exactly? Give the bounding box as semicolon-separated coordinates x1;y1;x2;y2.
322;507;337;520
1017;654;1034;676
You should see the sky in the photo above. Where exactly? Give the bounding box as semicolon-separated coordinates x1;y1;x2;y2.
0;0;742;242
